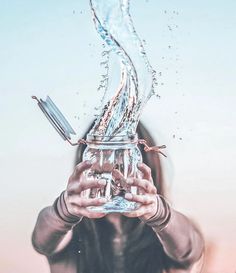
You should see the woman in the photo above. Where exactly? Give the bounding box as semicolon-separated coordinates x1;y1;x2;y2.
32;122;204;273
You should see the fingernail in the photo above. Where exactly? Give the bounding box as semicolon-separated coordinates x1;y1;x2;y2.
98;179;106;186
125;193;132;200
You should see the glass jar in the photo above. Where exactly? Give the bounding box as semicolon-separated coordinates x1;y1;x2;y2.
82;134;142;213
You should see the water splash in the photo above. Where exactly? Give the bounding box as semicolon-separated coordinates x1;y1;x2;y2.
89;0;157;136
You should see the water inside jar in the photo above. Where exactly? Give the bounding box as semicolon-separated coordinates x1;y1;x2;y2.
82;142;141;213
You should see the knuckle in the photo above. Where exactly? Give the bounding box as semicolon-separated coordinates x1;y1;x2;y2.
144;181;150;190
66;188;74;196
72;206;79;215
153;187;157;194
68;176;74;184
75;164;81;172
146;166;152;175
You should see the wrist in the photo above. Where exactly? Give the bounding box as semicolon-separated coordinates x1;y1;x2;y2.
54;191;83;224
142;195;171;232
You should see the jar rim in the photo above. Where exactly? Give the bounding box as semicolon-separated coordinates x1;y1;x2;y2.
86;134;138;144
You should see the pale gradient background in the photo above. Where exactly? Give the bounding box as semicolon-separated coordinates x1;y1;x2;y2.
0;0;235;272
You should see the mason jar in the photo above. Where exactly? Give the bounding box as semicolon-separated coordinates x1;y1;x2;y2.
82;134;142;213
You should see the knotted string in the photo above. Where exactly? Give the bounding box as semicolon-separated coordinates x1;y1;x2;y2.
138;139;167;157
75;138;167;157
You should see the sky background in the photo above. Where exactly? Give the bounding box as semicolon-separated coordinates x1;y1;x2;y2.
0;0;236;272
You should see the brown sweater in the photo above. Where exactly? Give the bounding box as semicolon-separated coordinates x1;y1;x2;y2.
32;194;204;273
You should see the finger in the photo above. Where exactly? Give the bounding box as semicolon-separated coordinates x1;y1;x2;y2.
123;205;151;218
137;163;153;182
72;161;92;179
123;205;154;220
124;205;155;218
124;193;154;205
67;179;106;195
71;206;106;219
112;169;125;180
70;196;107;207
127;178;157;194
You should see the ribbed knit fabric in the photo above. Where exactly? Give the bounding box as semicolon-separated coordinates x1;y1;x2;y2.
142;195;171;231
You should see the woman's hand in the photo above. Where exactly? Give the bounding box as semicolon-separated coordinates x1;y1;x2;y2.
114;163;158;221
64;161;107;219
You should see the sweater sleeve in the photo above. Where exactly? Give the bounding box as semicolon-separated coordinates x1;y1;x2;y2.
144;196;205;270
156;209;204;269
32;192;82;256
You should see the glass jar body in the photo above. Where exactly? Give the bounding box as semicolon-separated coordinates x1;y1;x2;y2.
82;135;142;213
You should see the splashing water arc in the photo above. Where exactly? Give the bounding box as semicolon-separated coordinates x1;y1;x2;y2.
89;0;157;137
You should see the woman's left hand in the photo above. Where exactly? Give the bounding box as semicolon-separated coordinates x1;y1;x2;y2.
112;163;158;221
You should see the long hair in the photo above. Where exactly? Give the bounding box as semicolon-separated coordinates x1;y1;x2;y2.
72;122;172;273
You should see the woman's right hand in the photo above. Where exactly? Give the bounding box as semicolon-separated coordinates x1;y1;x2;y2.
64;161;107;219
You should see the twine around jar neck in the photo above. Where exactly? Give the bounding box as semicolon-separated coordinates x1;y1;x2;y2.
75;137;167;158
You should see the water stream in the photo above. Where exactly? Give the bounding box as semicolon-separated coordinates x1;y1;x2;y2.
89;0;157;137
